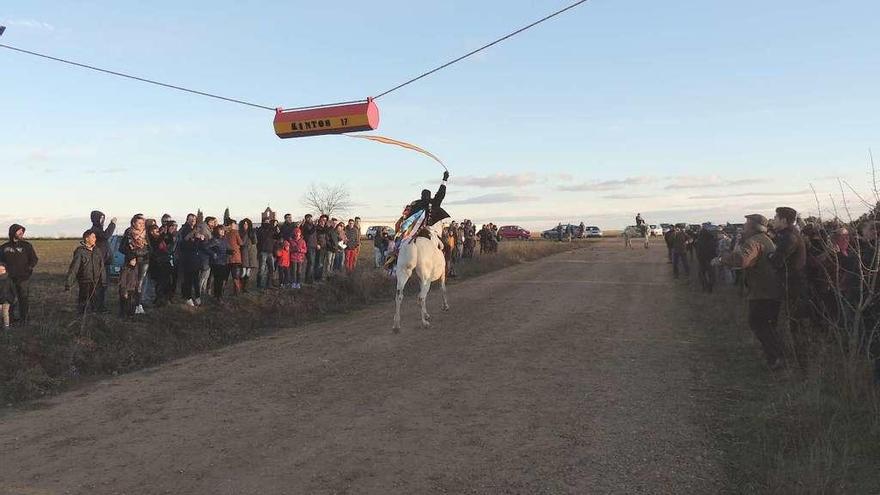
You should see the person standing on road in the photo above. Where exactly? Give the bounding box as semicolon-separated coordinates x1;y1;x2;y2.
695;225;718;293
718;214;785;370
671;226;690;278
0;224;39;324
664;227;675;263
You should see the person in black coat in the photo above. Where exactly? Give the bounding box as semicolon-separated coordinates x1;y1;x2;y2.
0;224;38;324
406;171;450;227
0;263;16;329
695;226;718;293
87;210;116;311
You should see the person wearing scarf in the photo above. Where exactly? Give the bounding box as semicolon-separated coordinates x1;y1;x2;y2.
119;214;150;316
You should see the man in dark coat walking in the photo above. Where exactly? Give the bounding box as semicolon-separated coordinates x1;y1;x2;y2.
0;224;39;324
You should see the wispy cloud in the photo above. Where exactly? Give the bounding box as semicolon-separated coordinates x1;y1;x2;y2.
665;175;762;190
85;167;127;175
454;173;540;188
446;193;539;205
558;176;654;192
688;189;811;200
602;193;655;200
1;18;55;31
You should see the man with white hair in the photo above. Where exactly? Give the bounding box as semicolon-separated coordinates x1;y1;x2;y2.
718;214;784;370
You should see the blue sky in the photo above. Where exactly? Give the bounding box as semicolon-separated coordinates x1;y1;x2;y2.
2;0;879;236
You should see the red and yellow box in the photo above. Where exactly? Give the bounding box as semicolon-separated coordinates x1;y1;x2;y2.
273;99;379;138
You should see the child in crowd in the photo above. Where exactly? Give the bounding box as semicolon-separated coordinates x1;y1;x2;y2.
276;238;292;288
0;263;15;329
65;230;106;315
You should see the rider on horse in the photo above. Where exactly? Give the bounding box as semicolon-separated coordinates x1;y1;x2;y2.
384;171;451;269
635;213;647;236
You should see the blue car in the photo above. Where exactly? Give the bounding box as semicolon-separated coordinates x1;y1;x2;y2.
107;235;126;277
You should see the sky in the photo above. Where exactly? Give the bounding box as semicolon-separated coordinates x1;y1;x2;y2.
2;0;879;236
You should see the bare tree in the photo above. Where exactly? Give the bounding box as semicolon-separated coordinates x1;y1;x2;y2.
302;183;353;218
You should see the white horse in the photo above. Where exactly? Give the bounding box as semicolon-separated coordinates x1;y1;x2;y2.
393;225;450;331
623;225;650;249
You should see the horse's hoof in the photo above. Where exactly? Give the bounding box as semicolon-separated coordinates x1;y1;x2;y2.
422;321;431;329
392;327;400;334
441;304;450;312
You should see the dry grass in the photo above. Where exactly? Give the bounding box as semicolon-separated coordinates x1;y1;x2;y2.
685;267;880;494
1;238;588;404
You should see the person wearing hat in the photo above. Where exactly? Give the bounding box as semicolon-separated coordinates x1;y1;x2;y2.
770;206;808;356
718;214;785;370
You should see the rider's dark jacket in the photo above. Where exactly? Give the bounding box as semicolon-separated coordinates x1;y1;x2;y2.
408;183;449;227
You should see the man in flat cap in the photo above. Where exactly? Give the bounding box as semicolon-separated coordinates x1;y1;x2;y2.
718;214;785;370
771;206;808;358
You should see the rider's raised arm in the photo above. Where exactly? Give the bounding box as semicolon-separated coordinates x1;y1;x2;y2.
435;171;449;204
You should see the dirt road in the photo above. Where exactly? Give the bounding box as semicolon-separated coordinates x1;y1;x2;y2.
0;239;725;494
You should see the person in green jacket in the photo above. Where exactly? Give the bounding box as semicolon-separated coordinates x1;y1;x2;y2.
65;230;107;315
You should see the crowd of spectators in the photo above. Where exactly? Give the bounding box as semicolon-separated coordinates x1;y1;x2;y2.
0;210;514;328
663;206;880;383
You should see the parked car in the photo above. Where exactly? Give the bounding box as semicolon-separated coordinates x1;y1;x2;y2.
585;226;603;238
541;224;577;240
648;224;663;237
660;223;673;234
498;225;531;240
365;226;394;240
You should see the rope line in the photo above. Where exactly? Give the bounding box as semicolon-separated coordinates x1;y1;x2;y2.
0;43;276;111
373;0;589;99
0;0;589;109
